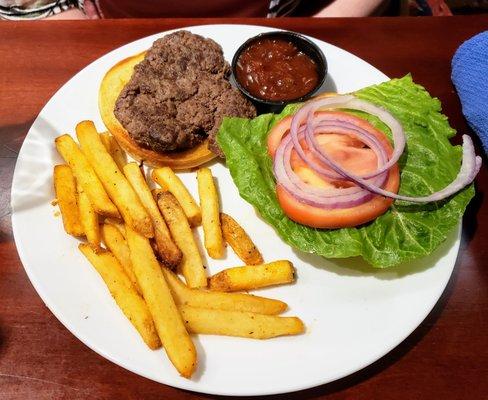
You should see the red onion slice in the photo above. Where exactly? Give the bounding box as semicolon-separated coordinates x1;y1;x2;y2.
349;134;482;203
273;94;481;209
290;95;406;180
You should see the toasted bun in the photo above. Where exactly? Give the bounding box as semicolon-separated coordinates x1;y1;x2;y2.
99;52;217;170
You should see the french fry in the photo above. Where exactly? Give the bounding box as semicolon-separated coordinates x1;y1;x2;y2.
152;167;201;227
92;231;285;315
209;261;295;292
197;168;224;259
55;134;119;218
125;226;197;378
53;165;84;237
75;121;153;238
156;191;207;288
76;180;100;248
123;162;182;268
78;244;161;350
99;132;112;152
220;213;263;265
151;188;164;201
101;223;141;294
180;306;305;339
162;268;287;315
104;217;126;237
100;132;127;171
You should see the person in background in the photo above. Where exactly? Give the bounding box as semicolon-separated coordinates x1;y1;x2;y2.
0;0;387;19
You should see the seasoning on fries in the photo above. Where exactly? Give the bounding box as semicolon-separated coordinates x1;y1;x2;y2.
180;306;304;339
209;260;295;292
152;167;201;227
55;134;119;218
221;213;263;265
79;244;161;350
75;120;153;238
53;119;305;379
125;225;197;378
162;268;287;315
156;191;207;288
123;162;182;269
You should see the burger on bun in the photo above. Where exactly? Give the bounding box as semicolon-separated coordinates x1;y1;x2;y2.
99;31;256;170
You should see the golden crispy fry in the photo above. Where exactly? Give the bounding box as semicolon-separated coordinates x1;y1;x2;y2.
152;167;201;227
99;132;112;151
156;191;207;288
123;162;182;268
76;180;100;248
55;134;119;218
197;168;224;259
104;217;126;237
100;223;141;294
162;268;287;315
151;188;165;202
75;121;153;238
180;305;305;339
78;244;161;350
208;261;295;292
100;132;127;171
220;213;263;265
125;226;197;378
53;165;84;237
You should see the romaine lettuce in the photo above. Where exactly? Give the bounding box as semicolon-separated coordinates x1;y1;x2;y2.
217;75;474;268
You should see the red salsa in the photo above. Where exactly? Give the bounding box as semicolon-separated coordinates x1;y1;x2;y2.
235;38;319;101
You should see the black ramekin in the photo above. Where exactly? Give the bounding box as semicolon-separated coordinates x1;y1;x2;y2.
232;30;328;114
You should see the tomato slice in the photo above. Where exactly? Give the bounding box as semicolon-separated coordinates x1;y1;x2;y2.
289;135;379;182
276;166;399;229
268;111;400;229
267;115;292;158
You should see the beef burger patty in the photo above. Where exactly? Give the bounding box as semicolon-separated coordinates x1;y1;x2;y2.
114;30;256;156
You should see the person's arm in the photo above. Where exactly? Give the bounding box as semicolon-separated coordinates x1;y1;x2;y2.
315;0;386;17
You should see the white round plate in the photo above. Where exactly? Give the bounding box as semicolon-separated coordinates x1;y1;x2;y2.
11;24;460;396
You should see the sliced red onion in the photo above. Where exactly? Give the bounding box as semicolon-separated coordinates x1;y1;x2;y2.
273;95;482;209
290;95;406;180
348;134;482;203
273;100;392;209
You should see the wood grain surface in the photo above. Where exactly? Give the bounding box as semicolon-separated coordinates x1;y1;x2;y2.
0;16;487;400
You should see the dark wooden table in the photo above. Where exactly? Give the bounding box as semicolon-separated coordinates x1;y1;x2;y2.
1;16;487;400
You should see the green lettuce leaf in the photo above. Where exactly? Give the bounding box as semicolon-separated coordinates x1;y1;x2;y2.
217;75;474;268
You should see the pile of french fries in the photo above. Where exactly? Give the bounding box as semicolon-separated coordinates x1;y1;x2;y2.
53;120;304;378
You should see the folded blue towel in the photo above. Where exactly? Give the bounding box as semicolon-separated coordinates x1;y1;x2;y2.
452;31;488;155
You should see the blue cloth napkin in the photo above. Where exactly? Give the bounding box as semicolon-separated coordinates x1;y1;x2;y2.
452;31;488;155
